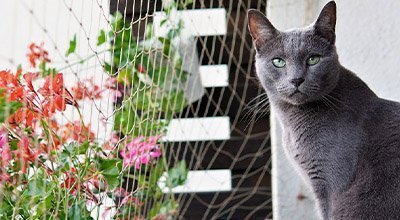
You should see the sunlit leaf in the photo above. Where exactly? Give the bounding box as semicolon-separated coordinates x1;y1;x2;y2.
68;200;93;220
167;160;188;187
97;30;106;46
65;34;77;57
96;157;122;190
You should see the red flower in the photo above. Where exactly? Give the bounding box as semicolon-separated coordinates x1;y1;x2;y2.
61;168;80;193
71;79;103;100
27;43;51;68
23;72;39;92
42;95;67;117
38;73;64;96
0;70;25;102
61;176;77;189
137;64;146;73
8;86;24;101
61;121;95;143
8;108;36;128
14;137;41;173
0;70;19;88
38;73;77;116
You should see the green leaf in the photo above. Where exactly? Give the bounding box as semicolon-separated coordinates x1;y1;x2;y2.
74;141;90;155
0;95;23;123
103;61;113;74
8;139;18;151
97;30;107;46
160;19;168;27
158;37;171;56
149;200;178;218
21;168;53;213
167;160;188;188
96;157;122;190
0;195;14;218
68;200;93;220
34;192;54;218
149;162;165;187
66;34;77;57
59;143;77;171
160;200;178;214
178;0;193;9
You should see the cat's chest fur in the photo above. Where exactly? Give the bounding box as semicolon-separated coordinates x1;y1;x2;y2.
277;104;361;190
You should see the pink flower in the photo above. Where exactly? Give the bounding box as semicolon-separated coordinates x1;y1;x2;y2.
120;136;161;169
0;131;11;166
0;173;10;182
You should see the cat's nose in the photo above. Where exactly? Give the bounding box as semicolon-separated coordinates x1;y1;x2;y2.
290;78;305;87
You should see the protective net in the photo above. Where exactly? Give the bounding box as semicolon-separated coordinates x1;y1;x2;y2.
0;0;271;219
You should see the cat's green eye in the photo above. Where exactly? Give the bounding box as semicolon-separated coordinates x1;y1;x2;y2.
307;56;321;66
272;58;286;68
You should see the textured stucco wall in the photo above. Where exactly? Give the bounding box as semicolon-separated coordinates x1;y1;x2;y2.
336;0;400;102
268;0;400;219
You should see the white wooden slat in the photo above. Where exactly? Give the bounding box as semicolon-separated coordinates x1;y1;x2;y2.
199;65;229;87
162;116;231;142
153;8;227;37
159;169;232;193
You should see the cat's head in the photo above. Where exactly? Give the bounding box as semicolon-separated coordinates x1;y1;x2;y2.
248;1;340;105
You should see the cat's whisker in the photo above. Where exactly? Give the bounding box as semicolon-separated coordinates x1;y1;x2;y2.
246;93;268;106
324;93;357;114
246;101;270;124
243;96;270;130
254;103;270;122
243;94;269;116
244;104;270;131
322;96;339;116
243;99;266;120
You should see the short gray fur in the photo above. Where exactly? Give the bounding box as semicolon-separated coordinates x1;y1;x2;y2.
248;1;400;219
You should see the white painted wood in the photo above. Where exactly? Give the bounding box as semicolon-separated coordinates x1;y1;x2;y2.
153;8;227;37
175;37;205;104
199;65;229;87
162;117;230;142
158;169;232;193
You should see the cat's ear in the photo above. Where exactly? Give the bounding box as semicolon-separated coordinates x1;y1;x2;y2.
314;1;336;44
248;9;278;49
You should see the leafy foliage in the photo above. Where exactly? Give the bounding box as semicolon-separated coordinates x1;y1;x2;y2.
0;1;191;219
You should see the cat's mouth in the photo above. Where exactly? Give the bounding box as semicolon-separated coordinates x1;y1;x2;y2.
283;89;310;105
288;89;302;97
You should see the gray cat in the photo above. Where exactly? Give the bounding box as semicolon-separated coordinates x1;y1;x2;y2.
248;1;400;219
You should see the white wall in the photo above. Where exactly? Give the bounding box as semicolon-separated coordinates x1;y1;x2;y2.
268;0;400;219
335;0;400;102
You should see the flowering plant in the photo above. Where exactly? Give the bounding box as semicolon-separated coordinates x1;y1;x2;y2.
0;6;189;219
